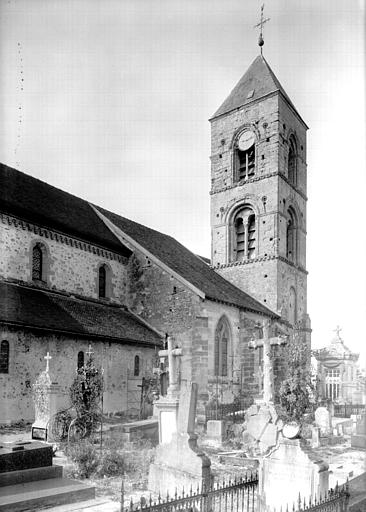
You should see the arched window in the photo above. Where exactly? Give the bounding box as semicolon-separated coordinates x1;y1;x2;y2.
234;207;256;261
32;244;43;281
286;208;297;263
288;137;297;185
288;287;297;325
236;130;256;181
0;340;9;374
77;351;84;369
98;265;107;298
214;318;230;377
134;355;140;377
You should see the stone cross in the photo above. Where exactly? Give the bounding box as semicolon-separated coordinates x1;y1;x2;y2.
177;381;198;435
44;352;52;373
158;336;182;397
86;344;94;358
248;319;287;403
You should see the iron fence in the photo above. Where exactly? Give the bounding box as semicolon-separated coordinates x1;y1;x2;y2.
205;398;252;423
293;483;350;512
121;473;258;512
333;404;365;418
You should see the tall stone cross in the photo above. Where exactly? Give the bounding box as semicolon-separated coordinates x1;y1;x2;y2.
44;352;52;373
158;336;182;397
248;319;287;403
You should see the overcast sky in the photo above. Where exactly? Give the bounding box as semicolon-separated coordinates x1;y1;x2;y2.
1;0;365;362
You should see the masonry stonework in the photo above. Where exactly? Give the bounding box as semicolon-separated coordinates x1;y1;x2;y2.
0;214;128;304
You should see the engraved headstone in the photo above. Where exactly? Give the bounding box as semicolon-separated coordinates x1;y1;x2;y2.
314;407;331;435
259;437;329;512
32;352;63;442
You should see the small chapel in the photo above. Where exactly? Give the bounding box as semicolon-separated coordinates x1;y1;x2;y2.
0;45;311;424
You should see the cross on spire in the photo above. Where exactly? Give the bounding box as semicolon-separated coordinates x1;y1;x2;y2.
334;325;342;338
254;4;270;55
44;352;52;373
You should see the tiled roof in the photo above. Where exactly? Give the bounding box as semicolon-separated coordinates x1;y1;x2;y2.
96;207;278;317
211;55;306;125
0;163;131;257
0;281;162;346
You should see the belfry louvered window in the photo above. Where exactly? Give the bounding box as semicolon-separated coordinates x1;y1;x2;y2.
233;208;256;261
286;208;297;263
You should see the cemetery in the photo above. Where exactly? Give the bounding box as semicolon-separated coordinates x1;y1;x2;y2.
0;332;365;512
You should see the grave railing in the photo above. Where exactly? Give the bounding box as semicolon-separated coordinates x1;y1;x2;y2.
121;472;258;512
205;398;253;423
287;483;350;512
334;404;365;418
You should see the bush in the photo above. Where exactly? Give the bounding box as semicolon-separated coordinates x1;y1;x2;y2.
65;440;99;479
95;449;125;477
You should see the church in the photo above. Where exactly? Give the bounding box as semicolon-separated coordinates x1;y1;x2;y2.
0;51;311;424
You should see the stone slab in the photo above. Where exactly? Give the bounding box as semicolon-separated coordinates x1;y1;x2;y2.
0;464;63;487
0;442;53;473
261;423;278;447
0;477;95;512
351;434;366;450
206;420;226;442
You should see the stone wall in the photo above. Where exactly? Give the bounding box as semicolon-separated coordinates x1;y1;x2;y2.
0;325;155;423
0;213;128;304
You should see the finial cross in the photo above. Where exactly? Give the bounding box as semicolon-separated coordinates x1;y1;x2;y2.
334;326;342;337
44;352;52;373
254;4;270;54
86;344;94;358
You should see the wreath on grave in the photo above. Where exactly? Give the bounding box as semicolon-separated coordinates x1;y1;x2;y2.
69;356;104;439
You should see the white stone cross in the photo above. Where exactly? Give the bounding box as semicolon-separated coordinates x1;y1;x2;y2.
248;319;287;403
86;344;94;358
44;352;52;373
158;336;182;397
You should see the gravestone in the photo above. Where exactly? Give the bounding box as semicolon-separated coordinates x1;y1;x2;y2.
148;381;212;495
351;413;366;449
32;352;64;442
259;436;329;512
206;420;226;446
242;403;283;456
0;441;95;509
311;426;320;448
314;406;331;435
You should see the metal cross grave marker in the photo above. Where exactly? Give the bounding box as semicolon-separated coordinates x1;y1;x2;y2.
254;4;270;53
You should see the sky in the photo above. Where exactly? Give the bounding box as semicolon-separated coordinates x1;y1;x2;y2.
0;0;365;361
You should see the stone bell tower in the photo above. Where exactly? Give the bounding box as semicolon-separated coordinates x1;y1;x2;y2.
210;53;310;333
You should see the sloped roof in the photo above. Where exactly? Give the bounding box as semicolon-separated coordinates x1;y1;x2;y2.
96;206;277;316
0;163;131;257
0;281;162;346
1;163;277;317
212;55;305;125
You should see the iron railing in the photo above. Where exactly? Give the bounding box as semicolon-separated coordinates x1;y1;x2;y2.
121;473;258;512
205;398;252;423
266;483;350;512
334;404;365;418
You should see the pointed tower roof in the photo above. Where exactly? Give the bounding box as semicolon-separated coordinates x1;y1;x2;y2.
211;55;307;126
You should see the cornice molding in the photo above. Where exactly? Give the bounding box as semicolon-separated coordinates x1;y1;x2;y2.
213;254;308;275
0;212;128;264
210;171;307;202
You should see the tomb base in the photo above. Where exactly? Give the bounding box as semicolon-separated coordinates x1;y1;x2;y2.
148;432;212;495
206;420;226;446
259;437;329;512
